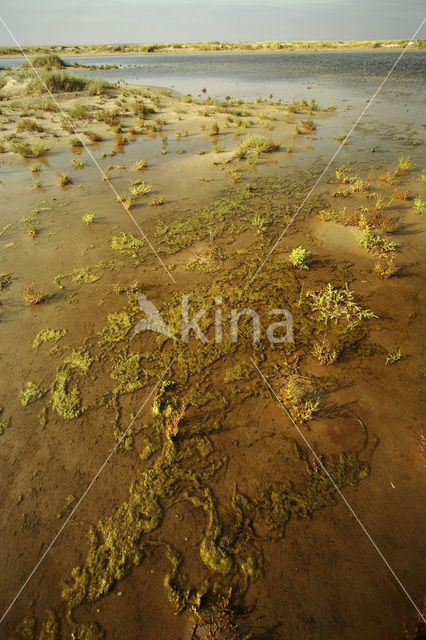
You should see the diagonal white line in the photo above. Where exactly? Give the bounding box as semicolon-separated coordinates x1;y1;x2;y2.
251;357;426;623
0;357;175;626
0;15;176;284
249;17;426;284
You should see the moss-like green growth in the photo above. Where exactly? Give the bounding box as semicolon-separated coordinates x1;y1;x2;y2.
38;611;59;640
259;450;369;531
111;232;144;259
72;267;101;284
224;363;252;383
39;407;48;430
152;380;176;416
0;418;8;435
10;611;59;640
155;173;325;255
20;381;46;406
9;158;380;630
0;272;13;290
139;434;159;460
32;328;67;349
98;311;134;346
62;435;174;608
0;407;9;435
111;353;145;393
51;370;81;419
10;617;36;640
73;622;104;640
163;545;185;614
64;349;94;374
188;490;233;575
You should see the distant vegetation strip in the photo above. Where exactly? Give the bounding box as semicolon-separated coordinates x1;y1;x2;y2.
0;39;425;58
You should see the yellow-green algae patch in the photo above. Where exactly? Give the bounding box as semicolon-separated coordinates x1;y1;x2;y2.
98;310;134;347
64;349;94;374
111;232;144;259
10;611;59;640
19;381;46;406
110;352;146;393
32;328;67;349
187;489;234;575
51;369;82;419
259;447;370;531
73;622;104;640
72;267;102;284
154;172;326;255
0;407;9;435
10;163;383;631
224;363;253;383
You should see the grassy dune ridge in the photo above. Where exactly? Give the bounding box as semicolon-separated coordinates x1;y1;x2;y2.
0;39;425;58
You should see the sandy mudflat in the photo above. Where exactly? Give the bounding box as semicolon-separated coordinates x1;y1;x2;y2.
0;68;425;639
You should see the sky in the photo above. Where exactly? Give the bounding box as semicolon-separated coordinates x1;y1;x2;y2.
0;0;425;46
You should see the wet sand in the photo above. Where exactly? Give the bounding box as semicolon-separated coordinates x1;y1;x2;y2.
0;72;425;640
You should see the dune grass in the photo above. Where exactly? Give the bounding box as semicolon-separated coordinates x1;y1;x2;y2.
11;140;47;157
1;40;424;58
24;70;109;95
22;54;67;70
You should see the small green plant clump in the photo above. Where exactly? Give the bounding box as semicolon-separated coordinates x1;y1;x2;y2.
134;159;148;171
356;229;398;255
385;349;402;365
307;283;377;329
16;118;44;133
72;158;87;169
57;173;72;187
374;255;400;279
150;196;165;206
82;212;96;225
11;141;47;158
397;155;415;173
0;273;12;290
22;282;46;304
311;337;338;365
278;373;320;423
22;215;39;238
68;102;92;120
129;181;152;197
111;232;144;258
209;122;220;136
289;246;311;270
84;129;102;142
152;380;176;417
70;137;83;149
301;118;316;131
413;196;426;214
251;213;267;235
237;135;280;156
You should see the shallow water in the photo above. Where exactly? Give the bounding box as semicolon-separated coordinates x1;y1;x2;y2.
3;50;426;99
